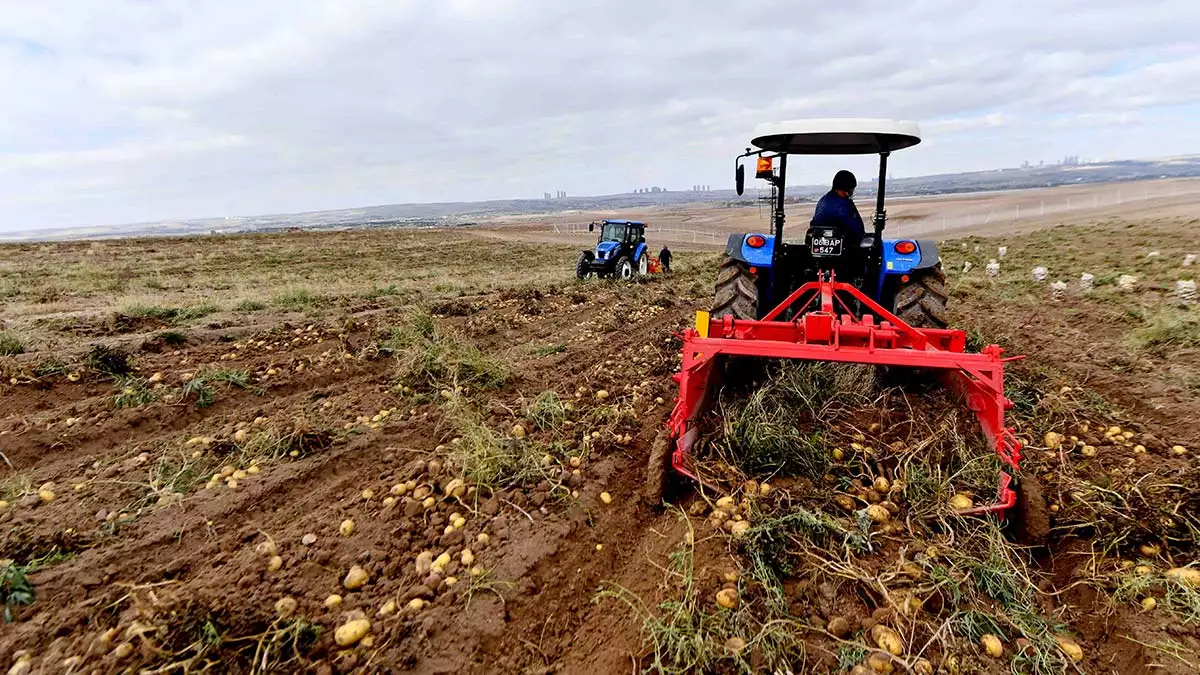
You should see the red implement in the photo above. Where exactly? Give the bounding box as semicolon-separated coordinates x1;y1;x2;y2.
667;274;1022;516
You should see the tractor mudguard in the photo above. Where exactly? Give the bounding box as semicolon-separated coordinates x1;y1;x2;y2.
633;242;647;262
881;239;939;275
724;233;775;268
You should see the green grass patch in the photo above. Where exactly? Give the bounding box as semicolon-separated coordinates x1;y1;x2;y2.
272;288;328;313
1131;309;1200;356
121;302;219;324
0;331;24;356
233;298;267;312
113;376;158;409
525;391;570;432
181;369;257;408
382;310;511;392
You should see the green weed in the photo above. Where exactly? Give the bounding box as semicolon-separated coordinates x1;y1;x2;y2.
113;376;158;408
0;331;24;356
382;310;511;392
1;561;34;622
525;391;570;432
181;369;257;408
234;299;267;312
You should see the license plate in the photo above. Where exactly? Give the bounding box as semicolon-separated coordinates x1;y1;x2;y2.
811;234;843;257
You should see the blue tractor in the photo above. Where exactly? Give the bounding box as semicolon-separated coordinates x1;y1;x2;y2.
718;119;947;328
576;219;652;280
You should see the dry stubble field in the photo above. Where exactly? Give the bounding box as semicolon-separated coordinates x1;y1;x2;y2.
1;216;1200;674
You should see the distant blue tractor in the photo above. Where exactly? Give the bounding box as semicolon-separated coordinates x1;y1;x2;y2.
719;119;947;328
576;219;651;279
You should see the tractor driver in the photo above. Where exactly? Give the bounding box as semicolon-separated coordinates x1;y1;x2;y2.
811;170;865;242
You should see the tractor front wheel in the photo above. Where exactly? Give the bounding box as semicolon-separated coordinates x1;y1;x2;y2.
894;263;949;328
615;256;634;280
576;253;592;279
712;256;758;319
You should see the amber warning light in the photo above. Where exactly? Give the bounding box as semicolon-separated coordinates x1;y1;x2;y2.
755;156;774;179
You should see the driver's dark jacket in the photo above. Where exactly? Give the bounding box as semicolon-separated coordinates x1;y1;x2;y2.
811;191;865;239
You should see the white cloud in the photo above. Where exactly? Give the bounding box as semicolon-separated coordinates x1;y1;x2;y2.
0;0;1199;230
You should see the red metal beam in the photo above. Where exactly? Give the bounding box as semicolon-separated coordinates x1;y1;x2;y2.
666;275;1021;517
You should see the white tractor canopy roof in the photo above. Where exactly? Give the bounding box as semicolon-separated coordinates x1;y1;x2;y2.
751;118;921;155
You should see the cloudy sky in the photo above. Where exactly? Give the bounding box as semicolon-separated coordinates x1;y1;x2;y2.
1;0;1198;232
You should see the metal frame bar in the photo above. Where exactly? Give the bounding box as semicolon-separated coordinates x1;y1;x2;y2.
666;275;1021;517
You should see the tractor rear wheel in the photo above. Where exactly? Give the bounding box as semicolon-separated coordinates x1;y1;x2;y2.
894;263;949;328
576;253;591;279
615;256;634;280
638;253;649;276
712;256;758;319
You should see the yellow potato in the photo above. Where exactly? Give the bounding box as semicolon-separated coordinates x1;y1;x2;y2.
1054;635;1083;662
275;596;297;617
715;588;739;609
865;505;890;523
1166;567;1200;586
343;565;369;590
949;493;974;510
334;618;371;647
339;519;355;537
980;633;1003;658
871;624;904;656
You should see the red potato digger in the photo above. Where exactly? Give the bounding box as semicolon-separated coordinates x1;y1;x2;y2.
648;119;1045;535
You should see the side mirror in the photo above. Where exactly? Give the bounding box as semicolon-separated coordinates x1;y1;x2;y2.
735;163;745;196
588;222;595;232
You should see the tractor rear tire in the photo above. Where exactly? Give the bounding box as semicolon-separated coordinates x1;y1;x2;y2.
615;256;634;280
894;263;949;328
638;253;649;276
576;253;591;280
712;256;758;320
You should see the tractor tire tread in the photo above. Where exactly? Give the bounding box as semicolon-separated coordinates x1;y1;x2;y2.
575;253;590;280
712;256;757;320
895;263;949;329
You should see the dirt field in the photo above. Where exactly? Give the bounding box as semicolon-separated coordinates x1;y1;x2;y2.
2;212;1200;674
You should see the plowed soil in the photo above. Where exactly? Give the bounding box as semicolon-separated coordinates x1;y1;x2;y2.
2;218;1200;674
